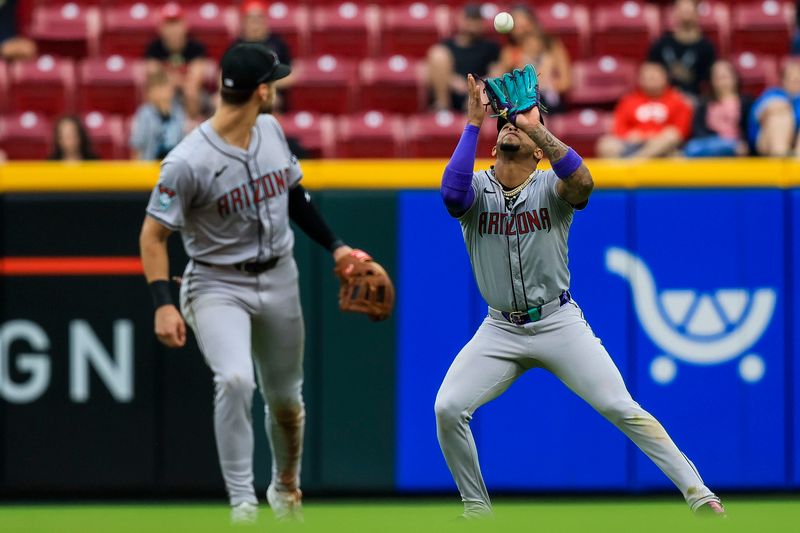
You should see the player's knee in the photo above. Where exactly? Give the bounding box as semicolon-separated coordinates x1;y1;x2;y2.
598;398;644;425
267;399;305;426
216;373;256;397
434;395;466;429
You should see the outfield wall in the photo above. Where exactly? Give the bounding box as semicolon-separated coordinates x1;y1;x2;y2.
0;160;797;496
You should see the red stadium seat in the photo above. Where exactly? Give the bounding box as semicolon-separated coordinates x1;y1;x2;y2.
183;2;237;60
547;109;613;158
592;1;661;60
309;3;379;58
662;1;731;56
81;111;126;160
276;112;336;159
0;112;52;160
732;52;779;97
568;56;638;109
78;56;146;116
0;61;8;114
265;2;310;58
99;3;160;57
286;55;358;114
731;1;794;56
379;3;449;58
28;3;100;59
8;56;76;117
359;55;424;113
334;111;404;158
405;111;463;158
537;3;591;60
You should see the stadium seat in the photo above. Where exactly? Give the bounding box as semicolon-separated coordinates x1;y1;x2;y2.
309;3;379;58
81;111;126;160
334;111;405;157
183;3;238;60
731;1;794;56
359;56;425;113
537;3;591;60
732;52;779;97
568;56;638;109
99;3;160;57
662;1;731;56
592;1;661;60
286;55;358;114
547;109;613;158
379;3;449;58
405;110;462;157
8;56;76;117
0;112;52;160
265;2;311;58
28;3;100;59
0;61;8;114
78;56;145;116
277;111;336;159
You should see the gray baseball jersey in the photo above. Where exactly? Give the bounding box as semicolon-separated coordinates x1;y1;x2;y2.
459;168;573;311
436;162;718;519
146;114;301;264
146;115;307;508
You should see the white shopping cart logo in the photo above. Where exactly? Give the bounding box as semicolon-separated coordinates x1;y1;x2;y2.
605;247;776;384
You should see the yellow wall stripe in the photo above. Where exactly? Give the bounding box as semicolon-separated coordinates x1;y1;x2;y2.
1;158;798;192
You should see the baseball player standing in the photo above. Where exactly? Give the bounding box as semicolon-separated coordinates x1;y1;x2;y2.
435;67;727;519
139;44;392;524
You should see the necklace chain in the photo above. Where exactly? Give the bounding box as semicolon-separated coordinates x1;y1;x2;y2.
501;172;535;199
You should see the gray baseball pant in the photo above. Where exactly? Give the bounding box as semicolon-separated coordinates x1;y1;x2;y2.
180;257;305;506
435;300;718;517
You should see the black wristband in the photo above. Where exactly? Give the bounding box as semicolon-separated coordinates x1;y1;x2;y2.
149;280;174;310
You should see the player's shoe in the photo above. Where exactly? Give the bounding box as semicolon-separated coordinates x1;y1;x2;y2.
266;484;304;522
230;502;258;525
694;499;727;518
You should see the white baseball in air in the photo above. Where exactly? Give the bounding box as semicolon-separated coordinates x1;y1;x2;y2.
493;12;514;34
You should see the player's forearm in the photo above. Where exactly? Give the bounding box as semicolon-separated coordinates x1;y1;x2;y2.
441;125;479;217
139;227;171;283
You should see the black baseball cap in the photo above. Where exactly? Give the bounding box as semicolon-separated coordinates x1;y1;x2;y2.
220;43;291;92
496;112;545;133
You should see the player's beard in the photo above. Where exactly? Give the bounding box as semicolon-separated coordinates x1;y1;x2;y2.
498;141;521;153
259;100;273;114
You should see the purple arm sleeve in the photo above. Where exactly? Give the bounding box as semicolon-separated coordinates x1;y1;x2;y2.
441;124;479;217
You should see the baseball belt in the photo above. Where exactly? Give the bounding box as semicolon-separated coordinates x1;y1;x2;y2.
193;256;280;274
490;290;571;326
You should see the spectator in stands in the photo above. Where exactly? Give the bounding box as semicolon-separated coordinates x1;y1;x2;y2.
596;62;693;159
426;4;500;111
491;4;571;113
230;0;292;87
748;61;800;157
648;0;716;98
48;116;99;161
130;70;187;161
0;0;36;61
144;2;207;119
685;60;753;157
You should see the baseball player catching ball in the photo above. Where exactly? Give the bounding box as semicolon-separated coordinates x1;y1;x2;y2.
138;43;393;524
435;65;726;519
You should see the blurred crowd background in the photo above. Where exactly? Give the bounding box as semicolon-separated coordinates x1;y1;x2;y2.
1;0;799;161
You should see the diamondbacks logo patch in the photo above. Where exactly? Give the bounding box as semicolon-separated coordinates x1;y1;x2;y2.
158;185;177;210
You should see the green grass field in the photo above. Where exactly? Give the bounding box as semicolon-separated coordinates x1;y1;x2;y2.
1;497;798;533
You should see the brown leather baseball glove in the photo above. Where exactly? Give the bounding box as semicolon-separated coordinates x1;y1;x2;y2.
334;249;395;321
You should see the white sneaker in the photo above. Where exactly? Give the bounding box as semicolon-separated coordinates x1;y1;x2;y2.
266;484;304;522
230;502;258;525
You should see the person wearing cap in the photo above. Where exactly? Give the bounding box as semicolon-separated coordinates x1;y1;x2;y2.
426;3;500;111
144;2;208;118
230;0;293;89
139;43;358;524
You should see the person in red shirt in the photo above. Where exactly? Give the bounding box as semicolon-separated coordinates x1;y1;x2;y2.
597;62;693;158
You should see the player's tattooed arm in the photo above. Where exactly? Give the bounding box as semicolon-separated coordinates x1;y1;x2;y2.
516;108;594;207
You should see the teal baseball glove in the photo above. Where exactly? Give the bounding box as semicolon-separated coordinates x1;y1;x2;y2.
482;64;540;125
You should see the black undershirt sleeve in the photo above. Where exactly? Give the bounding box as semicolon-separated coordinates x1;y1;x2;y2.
288;184;343;252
